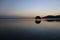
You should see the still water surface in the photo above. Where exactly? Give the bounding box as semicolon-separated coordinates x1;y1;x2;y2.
0;19;60;40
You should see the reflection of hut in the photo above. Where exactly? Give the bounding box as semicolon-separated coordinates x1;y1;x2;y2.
35;16;41;19
35;20;41;24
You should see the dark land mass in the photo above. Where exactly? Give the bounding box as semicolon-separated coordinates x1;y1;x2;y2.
42;15;60;19
42;15;60;21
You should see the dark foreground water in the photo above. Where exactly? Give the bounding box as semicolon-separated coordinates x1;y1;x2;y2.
0;19;60;40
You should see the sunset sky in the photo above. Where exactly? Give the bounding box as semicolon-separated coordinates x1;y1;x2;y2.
0;0;60;17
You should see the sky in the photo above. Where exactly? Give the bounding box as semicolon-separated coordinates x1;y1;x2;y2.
0;0;60;17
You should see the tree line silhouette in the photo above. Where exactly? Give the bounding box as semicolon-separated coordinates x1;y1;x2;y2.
35;15;60;24
42;15;60;19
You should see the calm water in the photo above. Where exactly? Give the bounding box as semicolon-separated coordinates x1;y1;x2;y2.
0;19;60;40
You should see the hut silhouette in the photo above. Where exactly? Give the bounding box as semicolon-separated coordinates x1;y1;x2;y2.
35;16;41;24
35;16;41;19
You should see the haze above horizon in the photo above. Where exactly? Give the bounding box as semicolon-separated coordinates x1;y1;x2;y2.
0;0;60;17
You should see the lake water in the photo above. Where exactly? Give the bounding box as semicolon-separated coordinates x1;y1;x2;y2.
0;19;60;40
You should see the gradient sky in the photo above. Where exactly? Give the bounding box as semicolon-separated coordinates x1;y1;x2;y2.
0;0;60;17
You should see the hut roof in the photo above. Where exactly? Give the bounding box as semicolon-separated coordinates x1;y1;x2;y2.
35;16;41;19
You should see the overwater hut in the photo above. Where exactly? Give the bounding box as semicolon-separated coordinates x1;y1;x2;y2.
35;16;41;19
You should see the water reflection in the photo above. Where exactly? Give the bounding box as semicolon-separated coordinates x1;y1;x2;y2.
35;19;41;24
45;19;60;22
35;19;60;24
1;19;60;40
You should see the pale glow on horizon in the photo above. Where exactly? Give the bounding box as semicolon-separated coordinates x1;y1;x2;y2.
0;0;60;17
